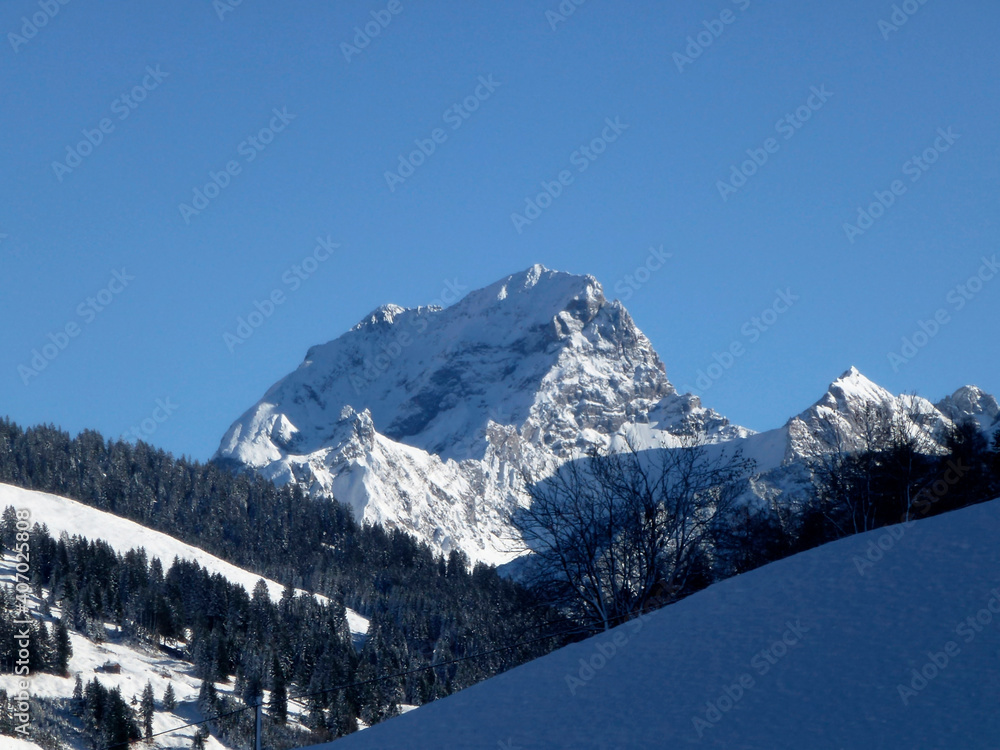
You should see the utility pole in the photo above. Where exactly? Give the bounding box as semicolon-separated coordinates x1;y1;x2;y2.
255;696;263;750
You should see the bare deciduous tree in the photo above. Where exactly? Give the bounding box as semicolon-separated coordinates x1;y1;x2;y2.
509;437;755;633
807;396;940;535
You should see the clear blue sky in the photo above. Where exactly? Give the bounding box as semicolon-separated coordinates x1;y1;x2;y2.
2;0;998;460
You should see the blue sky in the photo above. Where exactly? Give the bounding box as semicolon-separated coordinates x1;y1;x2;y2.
2;0;998;460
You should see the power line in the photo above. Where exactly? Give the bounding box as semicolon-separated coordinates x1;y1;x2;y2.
101;704;251;750
93;623;579;750
95;611;640;749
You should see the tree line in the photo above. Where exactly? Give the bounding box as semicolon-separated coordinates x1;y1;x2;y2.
0;418;559;746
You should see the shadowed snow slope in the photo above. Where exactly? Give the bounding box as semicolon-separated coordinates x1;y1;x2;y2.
312;499;1000;749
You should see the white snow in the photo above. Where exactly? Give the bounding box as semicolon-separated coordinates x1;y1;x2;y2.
312;498;1000;749
0;483;369;639
0;739;43;750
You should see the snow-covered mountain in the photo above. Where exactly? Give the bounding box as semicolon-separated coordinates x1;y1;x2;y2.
216;265;745;564
738;367;998;475
311;496;1000;749
727;367;1000;510
936;384;1000;436
217;266;998;564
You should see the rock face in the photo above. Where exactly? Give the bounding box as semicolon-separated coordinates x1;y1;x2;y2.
935;385;1000;436
216;266;997;564
215;265;745;564
730;368;999;470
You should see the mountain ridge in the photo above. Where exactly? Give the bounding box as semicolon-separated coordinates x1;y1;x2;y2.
216;267;998;564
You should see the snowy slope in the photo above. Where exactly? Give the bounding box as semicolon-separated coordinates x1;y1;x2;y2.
0;552;327;749
215;265;746;564
0;483;369;638
314;498;1000;749
0;588;232;750
3;741;42;750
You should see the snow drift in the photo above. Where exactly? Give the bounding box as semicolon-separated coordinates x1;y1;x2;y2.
312;498;1000;749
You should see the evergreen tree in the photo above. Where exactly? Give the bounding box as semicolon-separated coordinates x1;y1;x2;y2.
53;616;73;676
0;507;17;552
198;679;217;713
0;689;12;735
105;686;141;747
163;682;176;711
330;691;358;738
140;681;155;739
33;621;53;673
269;655;288;725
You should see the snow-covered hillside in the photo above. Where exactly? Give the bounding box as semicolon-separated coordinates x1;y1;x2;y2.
0;575;233;750
0;548;340;750
312;497;1000;749
0;483;369;638
0;483;372;749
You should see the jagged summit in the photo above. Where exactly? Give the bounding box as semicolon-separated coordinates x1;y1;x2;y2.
817;367;894;410
350;303;410;331
936;385;1000;434
215;266;740;563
